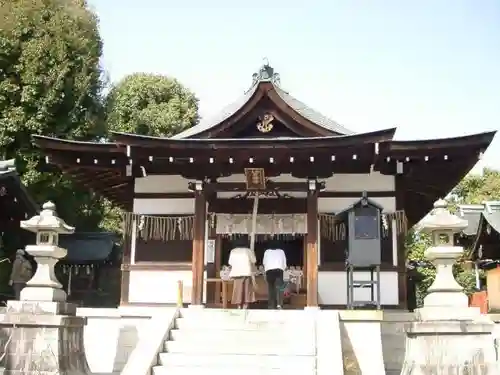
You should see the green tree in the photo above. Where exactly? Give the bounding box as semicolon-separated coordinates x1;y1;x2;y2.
451;168;500;204
105;73;199;136
0;0;107;231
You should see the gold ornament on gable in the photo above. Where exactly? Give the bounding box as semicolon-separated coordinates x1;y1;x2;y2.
256;113;274;133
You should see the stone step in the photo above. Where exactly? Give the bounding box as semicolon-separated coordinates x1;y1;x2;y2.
180;308;310;323
169;328;314;343
174;317;311;330
164;340;315;356
158;353;316;369
152;365;315;375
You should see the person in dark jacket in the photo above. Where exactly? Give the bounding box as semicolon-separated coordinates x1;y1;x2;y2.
9;249;33;300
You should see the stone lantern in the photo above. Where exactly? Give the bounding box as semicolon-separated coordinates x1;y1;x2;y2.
417;198;470;320
19;201;74;302
0;202;91;375
400;199;498;375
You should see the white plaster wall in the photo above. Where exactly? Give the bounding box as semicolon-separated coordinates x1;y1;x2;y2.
218;173;395;192
128;270;207;304
76;308;152;375
134;175;191;193
318;271;399;305
133;173;395;194
132;173;395;214
133;198;194;214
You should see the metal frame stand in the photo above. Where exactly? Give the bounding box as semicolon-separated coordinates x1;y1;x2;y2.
346;263;381;309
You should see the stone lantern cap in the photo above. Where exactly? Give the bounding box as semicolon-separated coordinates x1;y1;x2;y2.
420;199;468;234
20;201;74;234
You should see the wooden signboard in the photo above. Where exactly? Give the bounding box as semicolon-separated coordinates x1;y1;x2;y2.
244;168;266;190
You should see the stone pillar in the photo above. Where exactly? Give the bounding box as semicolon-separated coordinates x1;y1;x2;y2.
0;202;91;375
401;199;498;375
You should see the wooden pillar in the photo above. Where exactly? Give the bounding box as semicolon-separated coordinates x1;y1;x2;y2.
214;234;222;305
191;183;206;305
395;175;407;309
306;183;319;307
302;234;308;290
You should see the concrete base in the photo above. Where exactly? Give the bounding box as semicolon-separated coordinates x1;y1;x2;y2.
20;286;67;302
0;300;91;375
415;306;482;321
401;320;499;375
188;304;205;309
303;306;321;311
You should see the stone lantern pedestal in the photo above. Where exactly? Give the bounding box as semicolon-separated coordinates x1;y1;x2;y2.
401;199;498;375
0;202;91;375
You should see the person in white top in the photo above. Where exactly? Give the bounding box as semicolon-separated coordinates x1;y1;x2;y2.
228;237;256;309
263;240;287;309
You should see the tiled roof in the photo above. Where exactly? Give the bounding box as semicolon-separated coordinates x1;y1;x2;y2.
458;201;500;236
0;159;39;217
273;86;354;136
173;64;354;139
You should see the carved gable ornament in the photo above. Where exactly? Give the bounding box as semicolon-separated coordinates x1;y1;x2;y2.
256;113;274;133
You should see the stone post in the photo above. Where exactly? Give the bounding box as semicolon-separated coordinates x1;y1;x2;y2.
401;199;498;375
0;202;91;375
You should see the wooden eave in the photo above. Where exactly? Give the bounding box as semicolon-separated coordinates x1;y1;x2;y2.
33;130;497;222
111;127;396;152
378;131;496;159
111;128;396;176
34;135;124;153
381;131;497;227
33;136;132;209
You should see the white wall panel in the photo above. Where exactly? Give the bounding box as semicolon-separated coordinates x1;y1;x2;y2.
133;198;194;214
318;271;399;305
133;173;395;194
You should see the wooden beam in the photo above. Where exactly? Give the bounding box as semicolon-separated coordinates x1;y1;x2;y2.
306;188;319;307
189;181;326;193
209;198;307;214
191;188;206;305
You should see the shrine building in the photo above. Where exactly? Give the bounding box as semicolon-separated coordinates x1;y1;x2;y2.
34;64;496;309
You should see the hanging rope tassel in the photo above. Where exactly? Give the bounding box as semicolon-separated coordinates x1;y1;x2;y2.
250;193;260;288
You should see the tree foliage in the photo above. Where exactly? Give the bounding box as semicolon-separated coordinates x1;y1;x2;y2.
451;168;500;204
0;0;107;232
105;73;199;137
407;168;500;306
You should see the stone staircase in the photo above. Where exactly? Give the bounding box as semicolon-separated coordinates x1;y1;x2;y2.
153;308;318;375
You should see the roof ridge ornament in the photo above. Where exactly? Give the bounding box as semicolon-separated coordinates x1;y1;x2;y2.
248;59;281;92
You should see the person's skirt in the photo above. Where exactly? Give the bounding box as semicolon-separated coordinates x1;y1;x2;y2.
231;276;256;306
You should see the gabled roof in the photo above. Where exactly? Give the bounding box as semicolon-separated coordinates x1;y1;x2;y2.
459;201;500;238
172;63;354;139
458;204;486;236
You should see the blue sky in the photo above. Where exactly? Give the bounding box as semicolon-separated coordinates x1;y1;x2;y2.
88;0;500;171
